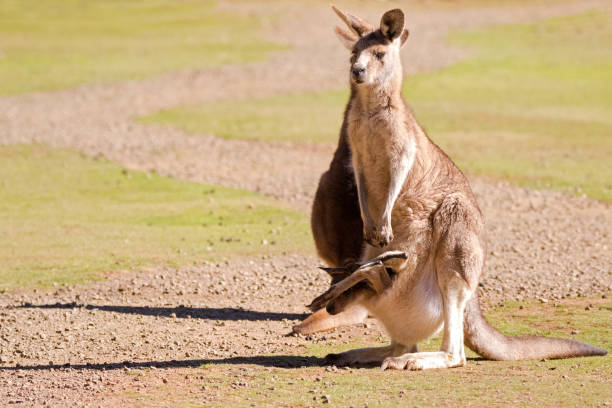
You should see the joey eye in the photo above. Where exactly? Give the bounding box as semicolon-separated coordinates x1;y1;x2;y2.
374;51;386;60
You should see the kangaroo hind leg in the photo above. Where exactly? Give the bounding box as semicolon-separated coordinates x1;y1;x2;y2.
326;342;417;367
382;195;484;370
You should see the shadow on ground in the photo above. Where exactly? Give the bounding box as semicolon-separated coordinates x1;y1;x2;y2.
17;302;308;321
0;355;324;371
0;355;488;372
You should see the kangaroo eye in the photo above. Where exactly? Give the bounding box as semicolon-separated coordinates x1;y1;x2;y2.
375;51;386;60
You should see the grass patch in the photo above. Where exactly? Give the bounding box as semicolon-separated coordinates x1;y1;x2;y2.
142;11;612;201
141;91;346;143
406;10;612;201
0;0;286;95
125;298;611;407
0;145;311;289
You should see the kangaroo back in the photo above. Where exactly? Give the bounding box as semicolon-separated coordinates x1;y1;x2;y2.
311;95;363;269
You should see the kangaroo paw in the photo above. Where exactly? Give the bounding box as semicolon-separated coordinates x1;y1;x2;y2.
364;223;393;248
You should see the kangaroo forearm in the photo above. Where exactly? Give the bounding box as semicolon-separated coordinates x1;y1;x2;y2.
382;146;415;222
355;167;376;227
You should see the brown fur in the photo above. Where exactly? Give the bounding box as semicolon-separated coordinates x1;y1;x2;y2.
310;100;363;270
294;7;607;367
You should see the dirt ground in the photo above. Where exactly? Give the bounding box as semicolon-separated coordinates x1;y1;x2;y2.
0;1;611;407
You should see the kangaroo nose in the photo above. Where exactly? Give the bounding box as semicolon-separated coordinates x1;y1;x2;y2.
352;66;365;77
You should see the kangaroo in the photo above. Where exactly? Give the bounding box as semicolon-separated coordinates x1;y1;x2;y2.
294;7;607;370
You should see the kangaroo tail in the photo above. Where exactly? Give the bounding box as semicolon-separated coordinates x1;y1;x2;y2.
463;294;607;360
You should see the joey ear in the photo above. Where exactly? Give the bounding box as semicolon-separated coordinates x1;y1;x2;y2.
332;5;373;38
400;28;410;46
335;26;358;50
380;9;405;42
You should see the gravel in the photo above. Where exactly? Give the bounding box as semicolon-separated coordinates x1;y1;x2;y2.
0;1;610;406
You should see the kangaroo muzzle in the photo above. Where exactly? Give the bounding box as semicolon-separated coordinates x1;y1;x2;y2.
351;65;366;83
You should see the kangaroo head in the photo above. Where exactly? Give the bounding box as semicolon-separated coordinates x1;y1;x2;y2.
333;6;409;88
325;280;376;316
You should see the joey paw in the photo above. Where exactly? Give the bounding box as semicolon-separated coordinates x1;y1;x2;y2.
307;284;337;311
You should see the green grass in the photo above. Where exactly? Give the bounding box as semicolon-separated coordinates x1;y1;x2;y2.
406;10;612;201
0;145;311;289
125;298;611;407
0;0;286;95
141;91;346;143
142;11;612;201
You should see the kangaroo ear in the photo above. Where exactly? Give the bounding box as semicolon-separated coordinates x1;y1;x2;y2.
335;26;358;50
332;5;372;38
380;9;405;42
400;28;410;47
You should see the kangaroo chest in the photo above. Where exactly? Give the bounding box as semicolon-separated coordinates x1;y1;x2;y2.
348;111;401;192
347;112;399;164
348;105;418;214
